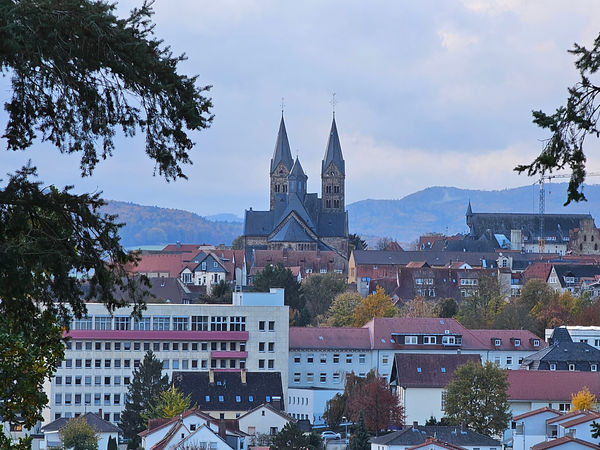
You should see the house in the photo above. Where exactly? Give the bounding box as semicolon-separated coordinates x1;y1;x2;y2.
506;370;600;416
521;327;600;371
237;403;294;440
546;264;600;296
138;409;246;450
40;412;120;450
511;407;563;450
389;353;481;424
531;436;600;450
369;424;500;450
242;115;349;257
172;370;284;420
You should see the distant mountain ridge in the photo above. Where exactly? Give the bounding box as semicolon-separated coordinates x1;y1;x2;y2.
347;183;600;243
101;201;243;248
103;183;600;247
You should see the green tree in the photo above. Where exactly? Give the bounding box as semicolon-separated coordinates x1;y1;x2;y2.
0;0;212;428
231;235;244;250
515;32;600;204
211;279;232;302
120;351;170;448
349;233;368;251
398;296;436;318
252;263;302;318
324;292;363;327
353;287;397;327
143;386;192;422
456;274;506;329
435;298;458;318
443;361;511;437
269;422;319;450
59;416;99;450
350;412;370;450
300;273;347;325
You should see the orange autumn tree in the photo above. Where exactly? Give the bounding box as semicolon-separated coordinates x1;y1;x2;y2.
572;387;597;411
353;286;397;326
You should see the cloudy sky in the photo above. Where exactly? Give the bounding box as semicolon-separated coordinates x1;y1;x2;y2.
2;0;600;217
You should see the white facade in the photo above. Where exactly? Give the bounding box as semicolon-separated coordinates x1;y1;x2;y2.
512;409;563;450
49;289;288;425
238;404;291;437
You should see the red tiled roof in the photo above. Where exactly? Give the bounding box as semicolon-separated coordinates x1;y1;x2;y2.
126;253;188;277
289;327;371;349
407;437;466;450
512;407;561;421
406;261;428;268
560;411;600;428
546;410;587;425
522;262;553;282
507;371;600;401
162;244;207;253
531;436;599;450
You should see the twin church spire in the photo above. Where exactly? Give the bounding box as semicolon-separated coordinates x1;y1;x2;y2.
269;114;345;212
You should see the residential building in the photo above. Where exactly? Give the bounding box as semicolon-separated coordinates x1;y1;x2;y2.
288;318;543;424
506;370;600;417
172;371;284;420
546;326;600;348
40;413;120;450
512;407;563;450
237;403;294;439
389;353;481;424
242;115;349;258
369;425;500;450
48;289;288;425
521;328;600;371
569;218;600;255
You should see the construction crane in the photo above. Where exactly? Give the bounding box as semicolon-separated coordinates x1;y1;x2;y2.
536;172;600;252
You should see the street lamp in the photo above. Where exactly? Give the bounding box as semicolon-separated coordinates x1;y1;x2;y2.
342;416;349;441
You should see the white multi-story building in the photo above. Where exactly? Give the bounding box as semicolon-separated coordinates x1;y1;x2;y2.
48;289;288;425
288;317;544;424
545;326;600;347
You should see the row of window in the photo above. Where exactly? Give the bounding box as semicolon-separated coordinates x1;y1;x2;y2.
54;412;120;423
548;363;598;371
325;199;341;209
65;340;246;353
292;372;350;384
55;392;123;407
292;353;367;364
72;315;249;332
56;375;130;386
324;185;341;194
403;335;461;345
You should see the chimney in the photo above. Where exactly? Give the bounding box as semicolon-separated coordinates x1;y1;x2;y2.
272;396;282;410
240;368;247;385
209;369;214;384
98;408;102;419
218;419;227;439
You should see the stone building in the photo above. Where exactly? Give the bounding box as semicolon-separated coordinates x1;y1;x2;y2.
568;218;600;255
243;115;349;258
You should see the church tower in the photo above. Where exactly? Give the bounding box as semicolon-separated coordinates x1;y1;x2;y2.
270;115;294;210
321;116;345;212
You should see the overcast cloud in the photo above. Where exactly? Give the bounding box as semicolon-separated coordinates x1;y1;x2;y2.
2;0;600;216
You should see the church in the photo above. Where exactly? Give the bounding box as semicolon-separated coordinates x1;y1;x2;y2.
242;114;349;258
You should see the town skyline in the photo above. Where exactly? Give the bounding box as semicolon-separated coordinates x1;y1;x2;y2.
2;1;600;217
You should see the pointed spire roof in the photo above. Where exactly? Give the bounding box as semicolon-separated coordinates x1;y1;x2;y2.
322;117;345;176
288;157;307;180
466;200;473;216
270;115;294;174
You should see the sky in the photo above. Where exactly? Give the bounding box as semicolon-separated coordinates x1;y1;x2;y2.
2;0;600;217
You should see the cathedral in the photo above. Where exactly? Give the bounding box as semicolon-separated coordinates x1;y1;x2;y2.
242;114;349;257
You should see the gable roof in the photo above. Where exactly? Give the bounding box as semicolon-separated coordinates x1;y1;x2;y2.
369;425;500;447
512;407;561;421
41;412;120;433
269;217;315;243
138;409;214;437
351;250;499;268
559;411;600;428
407;438;466;450
391;353;480;388
531;436;599;450
289;327;371;350
237;402;295;422
507;370;600;401
172;371;284;412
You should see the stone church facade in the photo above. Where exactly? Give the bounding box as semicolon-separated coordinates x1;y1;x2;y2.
243;115;349;257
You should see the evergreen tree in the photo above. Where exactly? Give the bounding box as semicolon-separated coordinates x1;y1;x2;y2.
350;412;370;450
107;436;118;450
269;422;319;450
252;263;301;313
143;386;192;421
120;351;169;448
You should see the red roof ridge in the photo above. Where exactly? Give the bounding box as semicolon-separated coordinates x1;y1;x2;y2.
531;436;599;450
513;407;561;421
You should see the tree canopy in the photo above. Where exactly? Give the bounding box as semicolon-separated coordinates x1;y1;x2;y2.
0;0;212;428
252;263;302;321
143;386;192;422
324;291;363;327
571;387;597;411
515;32;600;204
443;361;510;437
300;272;347;325
59;416;99;450
353;287;397;327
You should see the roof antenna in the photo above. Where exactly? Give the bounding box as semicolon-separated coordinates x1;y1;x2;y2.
330;92;337;118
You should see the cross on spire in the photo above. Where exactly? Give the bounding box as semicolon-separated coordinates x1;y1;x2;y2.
280;97;285;115
330;92;337;117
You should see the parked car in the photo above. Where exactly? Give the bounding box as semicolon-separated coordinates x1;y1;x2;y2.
321;431;341;441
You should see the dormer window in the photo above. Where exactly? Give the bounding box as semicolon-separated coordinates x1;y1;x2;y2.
533;339;540;347
494;339;501;347
405;336;418;345
514;339;521;347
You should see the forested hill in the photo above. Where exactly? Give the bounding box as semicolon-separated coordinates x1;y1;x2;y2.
347;183;600;243
101;201;243;248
